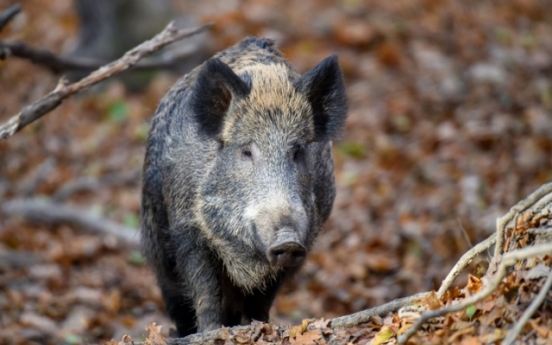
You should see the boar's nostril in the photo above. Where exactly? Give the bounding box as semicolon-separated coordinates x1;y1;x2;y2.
268;242;307;267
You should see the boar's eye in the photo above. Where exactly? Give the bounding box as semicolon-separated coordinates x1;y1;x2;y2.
242;148;253;160
240;143;259;162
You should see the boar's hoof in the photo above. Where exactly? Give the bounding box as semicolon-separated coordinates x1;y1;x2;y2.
268;242;307;267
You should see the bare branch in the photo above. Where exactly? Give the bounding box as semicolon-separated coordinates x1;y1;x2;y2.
502;272;552;345
397;182;552;344
0;4;21;32
0;198;139;246
398;241;552;344
328;292;430;329
0;21;212;140
0;40;198;74
436;233;496;298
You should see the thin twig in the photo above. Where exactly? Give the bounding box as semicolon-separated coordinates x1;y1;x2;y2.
0;40;198;73
398;241;552;344
0;4;21;32
0;198;139;246
436;233;496;298
0;21;212;140
502;271;552;345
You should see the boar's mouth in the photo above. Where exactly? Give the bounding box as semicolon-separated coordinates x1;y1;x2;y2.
266;230;307;267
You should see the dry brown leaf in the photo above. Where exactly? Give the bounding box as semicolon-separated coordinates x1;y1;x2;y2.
529;319;550;338
145;322;166;345
289;318;312;338
450;320;474;331
458;336;482;345
448;326;475;343
234;334;251;344
480;328;507;343
424;291;442;310
290;330;323;345
442;286;462;303
312;318;331;329
466;274;482;294
218;326;231;341
105;340;123;345
105;334;132;345
102;289;121;314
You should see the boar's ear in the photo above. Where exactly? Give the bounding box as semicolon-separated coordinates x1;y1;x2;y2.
190;58;251;139
294;55;348;141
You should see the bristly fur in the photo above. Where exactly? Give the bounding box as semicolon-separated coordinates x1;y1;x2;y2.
141;36;348;337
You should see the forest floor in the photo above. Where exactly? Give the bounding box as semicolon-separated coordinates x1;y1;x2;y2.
1;0;551;344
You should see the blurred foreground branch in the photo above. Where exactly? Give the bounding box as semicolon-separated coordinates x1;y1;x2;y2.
0;198;139;247
0;20;212;140
52;170;140;202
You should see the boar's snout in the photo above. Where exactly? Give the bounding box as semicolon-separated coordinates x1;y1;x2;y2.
267;230;307;267
268;242;306;267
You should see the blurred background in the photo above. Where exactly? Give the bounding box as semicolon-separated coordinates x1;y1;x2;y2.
1;0;551;343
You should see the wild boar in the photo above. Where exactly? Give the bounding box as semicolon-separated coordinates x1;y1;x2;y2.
141;37;347;336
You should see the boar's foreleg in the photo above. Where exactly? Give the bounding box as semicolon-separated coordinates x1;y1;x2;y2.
243;274;288;323
159;280;197;337
175;233;224;333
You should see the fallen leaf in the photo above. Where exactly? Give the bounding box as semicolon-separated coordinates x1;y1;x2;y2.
290;330;323;345
529;319;550;338
424;291;442;310
448;326;475;342
466;275;482;294
480;328;507;343
373;326;395;345
145;322;166;345
234;334;251;344
289;318;312;337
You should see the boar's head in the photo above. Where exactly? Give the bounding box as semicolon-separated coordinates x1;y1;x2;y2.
190;55;347;289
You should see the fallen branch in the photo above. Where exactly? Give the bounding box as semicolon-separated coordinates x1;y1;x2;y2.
397;182;552;344
397;241;552;344
0;198;139;246
327;292;430;329
16;157;57;197
0;21;212;140
51;170;140;202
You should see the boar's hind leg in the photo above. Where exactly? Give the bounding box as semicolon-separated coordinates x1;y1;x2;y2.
160;283;197;337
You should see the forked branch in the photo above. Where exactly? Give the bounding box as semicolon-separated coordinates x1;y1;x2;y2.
0;21;212;140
